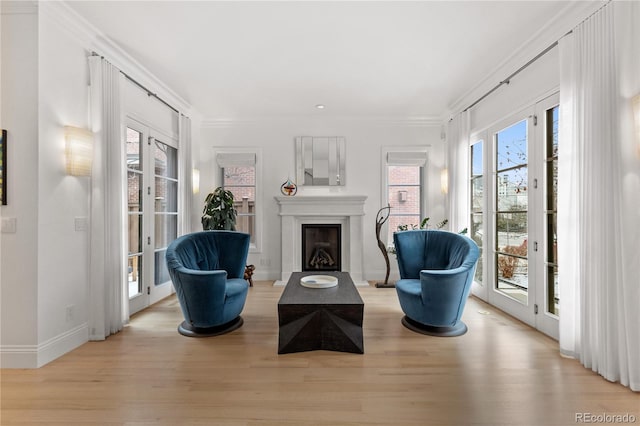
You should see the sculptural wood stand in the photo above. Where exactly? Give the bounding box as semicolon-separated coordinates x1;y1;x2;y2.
375;205;394;288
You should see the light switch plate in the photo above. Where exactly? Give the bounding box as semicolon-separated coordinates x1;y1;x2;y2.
74;217;88;232
1;217;17;233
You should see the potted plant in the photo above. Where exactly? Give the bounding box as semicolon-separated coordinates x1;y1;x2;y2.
201;187;237;231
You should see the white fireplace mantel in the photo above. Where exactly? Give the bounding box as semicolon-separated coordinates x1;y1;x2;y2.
275;195;367;286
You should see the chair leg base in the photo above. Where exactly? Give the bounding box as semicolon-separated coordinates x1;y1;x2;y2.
401;316;468;337
178;316;243;337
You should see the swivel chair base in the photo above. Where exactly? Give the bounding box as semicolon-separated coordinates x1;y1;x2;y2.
401;316;468;337
178;316;244;337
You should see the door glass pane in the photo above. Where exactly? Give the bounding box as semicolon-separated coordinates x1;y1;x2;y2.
154;214;177;250
155;250;171;286
155;141;177;179
128;255;142;298
127;127;144;301
153;139;178;285
497;254;528;304
547;158;558;210
496;120;528;304
548;265;559;315
496;212;528;249
128;214;142;255
471;213;483;283
546;105;560;315
128;172;143;211
155;178;177;213
126;128;142;171
471;142;483;177
470;140;484;284
497;120;527;169
471;178;483;213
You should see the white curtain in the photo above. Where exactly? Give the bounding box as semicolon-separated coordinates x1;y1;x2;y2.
88;56;128;340
446;110;470;232
558;2;640;391
178;114;193;235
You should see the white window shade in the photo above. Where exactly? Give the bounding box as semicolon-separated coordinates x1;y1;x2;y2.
216;152;256;167
386;151;427;166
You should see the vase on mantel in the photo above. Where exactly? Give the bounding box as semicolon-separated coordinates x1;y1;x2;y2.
280;178;297;196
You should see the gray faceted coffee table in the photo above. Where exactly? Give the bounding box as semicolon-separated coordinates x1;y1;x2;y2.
277;272;364;354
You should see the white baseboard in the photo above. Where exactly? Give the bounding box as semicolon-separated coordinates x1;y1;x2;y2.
0;323;88;368
0;345;38;368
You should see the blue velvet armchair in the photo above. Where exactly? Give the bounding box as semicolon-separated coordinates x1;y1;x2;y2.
166;231;251;337
394;229;479;336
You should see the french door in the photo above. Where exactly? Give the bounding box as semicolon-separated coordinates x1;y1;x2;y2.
126;119;178;315
473;94;559;339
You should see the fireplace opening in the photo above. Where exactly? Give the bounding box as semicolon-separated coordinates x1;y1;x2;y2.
302;224;341;272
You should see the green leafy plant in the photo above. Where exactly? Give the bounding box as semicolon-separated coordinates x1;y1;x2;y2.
396;217;450;232
201;187;237;231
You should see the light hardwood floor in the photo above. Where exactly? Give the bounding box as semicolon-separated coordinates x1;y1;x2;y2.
1;282;638;426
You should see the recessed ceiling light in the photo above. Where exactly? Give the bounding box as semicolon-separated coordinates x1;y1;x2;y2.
315;104;325;109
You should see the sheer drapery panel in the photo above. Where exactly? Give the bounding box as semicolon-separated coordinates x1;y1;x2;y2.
558;1;639;391
88;56;128;340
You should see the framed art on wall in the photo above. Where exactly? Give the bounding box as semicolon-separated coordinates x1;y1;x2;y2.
1;129;6;205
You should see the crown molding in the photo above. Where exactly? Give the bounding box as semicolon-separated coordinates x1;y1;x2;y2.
444;0;607;120
41;1;196;116
201;115;442;129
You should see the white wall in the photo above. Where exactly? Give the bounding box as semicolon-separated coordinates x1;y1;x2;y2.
0;2;93;367
199;118;445;282
1;1;195;368
36;3;93;363
1;3;40;367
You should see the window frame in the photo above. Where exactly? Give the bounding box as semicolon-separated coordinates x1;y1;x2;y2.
212;147;263;253
380;146;428;246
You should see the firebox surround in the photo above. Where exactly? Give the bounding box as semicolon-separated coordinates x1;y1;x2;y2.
275;195;367;286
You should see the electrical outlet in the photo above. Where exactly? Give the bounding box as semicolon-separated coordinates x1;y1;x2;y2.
65;305;75;322
260;258;271;267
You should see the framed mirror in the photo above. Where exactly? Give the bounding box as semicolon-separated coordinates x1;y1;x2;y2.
295;136;346;186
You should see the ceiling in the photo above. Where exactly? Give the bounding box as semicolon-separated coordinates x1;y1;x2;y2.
68;1;569;121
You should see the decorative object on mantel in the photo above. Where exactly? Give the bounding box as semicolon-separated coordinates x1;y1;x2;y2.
202;187;237;231
375;205;393;288
280;178;297;196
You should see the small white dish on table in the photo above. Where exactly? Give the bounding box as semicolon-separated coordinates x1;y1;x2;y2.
300;275;338;289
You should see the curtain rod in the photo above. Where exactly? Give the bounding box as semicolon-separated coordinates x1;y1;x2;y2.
91;52;180;114
459;1;610;115
461;41;558;113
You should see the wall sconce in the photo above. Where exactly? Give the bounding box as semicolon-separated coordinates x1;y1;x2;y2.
65;126;93;176
192;168;200;194
633;94;640;157
440;168;449;194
